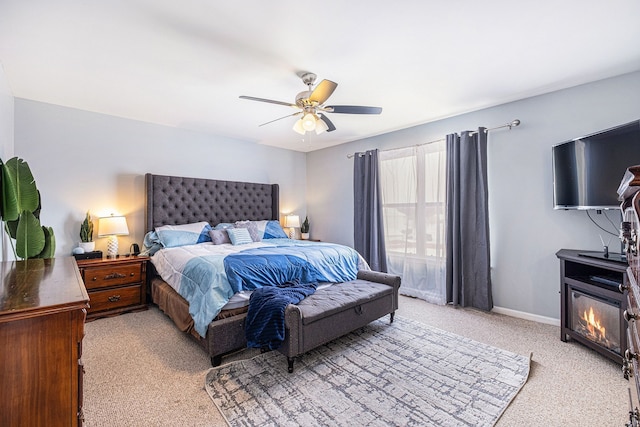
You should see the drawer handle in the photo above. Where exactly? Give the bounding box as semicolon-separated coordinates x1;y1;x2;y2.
626;348;638;361
620;283;629;293
130;272;135;276
624;310;638;322
108;295;121;302
104;273;126;280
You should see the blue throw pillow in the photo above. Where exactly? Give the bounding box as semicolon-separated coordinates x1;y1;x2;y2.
155;221;211;248
263;220;288;239
227;227;253;245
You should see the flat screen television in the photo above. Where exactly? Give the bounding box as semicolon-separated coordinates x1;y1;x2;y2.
552;120;640;210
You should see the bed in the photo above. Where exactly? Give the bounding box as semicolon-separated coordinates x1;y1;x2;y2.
144;173;370;366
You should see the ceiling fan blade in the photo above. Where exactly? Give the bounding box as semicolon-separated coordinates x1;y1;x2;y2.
309;79;338;104
327;105;382;114
239;95;297;108
318;113;337;132
259;112;302;127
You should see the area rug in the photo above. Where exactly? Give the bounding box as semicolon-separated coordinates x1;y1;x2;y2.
205;316;531;427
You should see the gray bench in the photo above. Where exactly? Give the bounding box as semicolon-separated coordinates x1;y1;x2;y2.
277;270;401;372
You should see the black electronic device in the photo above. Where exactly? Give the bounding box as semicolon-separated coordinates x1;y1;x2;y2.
73;250;103;260
552;120;640;210
130;243;140;256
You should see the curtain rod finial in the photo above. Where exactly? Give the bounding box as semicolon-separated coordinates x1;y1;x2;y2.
509;119;521;129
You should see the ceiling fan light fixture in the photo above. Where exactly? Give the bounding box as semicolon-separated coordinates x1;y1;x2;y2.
293;118;306;135
302;113;317;131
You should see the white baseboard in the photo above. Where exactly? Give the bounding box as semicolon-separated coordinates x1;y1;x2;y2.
492;305;560;326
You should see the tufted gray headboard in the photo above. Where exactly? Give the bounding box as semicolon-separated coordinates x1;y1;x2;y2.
145;173;279;233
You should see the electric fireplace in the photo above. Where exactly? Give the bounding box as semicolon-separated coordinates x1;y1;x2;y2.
570;289;621;355
557;249;629;366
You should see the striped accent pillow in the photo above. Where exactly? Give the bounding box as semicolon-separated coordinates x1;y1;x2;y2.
227;227;253;246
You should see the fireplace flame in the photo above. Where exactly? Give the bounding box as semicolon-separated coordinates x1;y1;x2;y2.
582;306;606;341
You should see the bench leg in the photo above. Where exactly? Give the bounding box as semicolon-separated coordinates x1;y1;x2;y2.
211;355;222;367
390;312;395;324
287;357;295;373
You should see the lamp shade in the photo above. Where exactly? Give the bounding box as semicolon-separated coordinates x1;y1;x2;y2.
293;118;306;135
284;215;300;228
315;117;329;134
98;215;129;237
301;113;316;131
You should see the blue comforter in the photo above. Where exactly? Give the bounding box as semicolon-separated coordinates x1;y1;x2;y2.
224;243;359;292
150;239;365;337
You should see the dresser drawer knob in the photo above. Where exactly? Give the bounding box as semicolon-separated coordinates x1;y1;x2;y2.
92;277;97;281
624;310;638;322
620;283;629;293
108;295;121;302
130;272;135;276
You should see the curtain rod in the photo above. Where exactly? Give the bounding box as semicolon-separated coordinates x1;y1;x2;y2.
346;119;521;158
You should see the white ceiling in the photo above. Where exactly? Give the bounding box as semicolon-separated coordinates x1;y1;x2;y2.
1;1;639;153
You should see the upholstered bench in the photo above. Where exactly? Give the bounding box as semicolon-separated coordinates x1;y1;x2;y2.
277;270;401;373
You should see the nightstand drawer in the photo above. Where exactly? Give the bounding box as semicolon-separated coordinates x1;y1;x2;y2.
88;285;142;314
81;264;142;290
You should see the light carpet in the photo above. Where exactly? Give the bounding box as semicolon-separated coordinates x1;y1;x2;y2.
205;316;531;427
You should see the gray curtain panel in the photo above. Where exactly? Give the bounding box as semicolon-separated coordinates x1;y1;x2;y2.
353;149;388;272
445;129;493;311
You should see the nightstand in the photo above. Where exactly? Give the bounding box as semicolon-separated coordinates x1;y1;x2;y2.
75;256;148;321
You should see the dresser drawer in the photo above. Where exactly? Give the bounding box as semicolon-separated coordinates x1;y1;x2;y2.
88;285;142;314
81;263;142;290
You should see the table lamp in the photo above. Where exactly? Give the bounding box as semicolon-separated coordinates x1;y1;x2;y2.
98;214;129;258
284;214;300;239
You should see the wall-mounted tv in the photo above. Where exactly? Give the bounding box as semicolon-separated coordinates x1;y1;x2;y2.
552;120;640;210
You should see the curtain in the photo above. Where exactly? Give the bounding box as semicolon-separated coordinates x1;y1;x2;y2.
445;129;493;311
379;142;447;304
353;149;387;272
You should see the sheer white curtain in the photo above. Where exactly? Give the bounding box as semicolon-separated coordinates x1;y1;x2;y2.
379;141;447;304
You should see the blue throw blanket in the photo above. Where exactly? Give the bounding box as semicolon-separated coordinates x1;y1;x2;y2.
245;280;318;350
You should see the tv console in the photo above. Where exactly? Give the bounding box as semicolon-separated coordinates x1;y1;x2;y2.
556;249;629;367
578;251;627;264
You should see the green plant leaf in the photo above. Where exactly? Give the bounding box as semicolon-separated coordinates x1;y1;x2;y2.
38;226;56;259
15;210;45;259
0;158;39;222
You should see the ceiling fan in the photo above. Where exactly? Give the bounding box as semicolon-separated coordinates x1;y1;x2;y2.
239;72;382;135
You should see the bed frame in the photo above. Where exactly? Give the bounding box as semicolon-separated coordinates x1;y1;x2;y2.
145;173;280;365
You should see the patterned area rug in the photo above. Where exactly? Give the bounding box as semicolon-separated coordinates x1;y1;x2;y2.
205;316;530;427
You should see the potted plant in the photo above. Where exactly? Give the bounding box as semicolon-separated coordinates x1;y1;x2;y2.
79;211;95;252
300;216;310;240
0;157;56;260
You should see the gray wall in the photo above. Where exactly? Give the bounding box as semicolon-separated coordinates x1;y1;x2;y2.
0;62;13;161
13;100;308;257
306;71;640;321
0;62;14;259
6;70;640;322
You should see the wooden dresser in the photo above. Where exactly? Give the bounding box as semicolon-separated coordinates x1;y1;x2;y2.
0;257;89;427
620;165;640;426
75;256;147;320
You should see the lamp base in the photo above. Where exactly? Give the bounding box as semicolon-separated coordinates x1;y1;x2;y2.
106;235;119;258
289;227;296;239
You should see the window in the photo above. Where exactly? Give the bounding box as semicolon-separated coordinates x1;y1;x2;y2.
379;141;446;304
